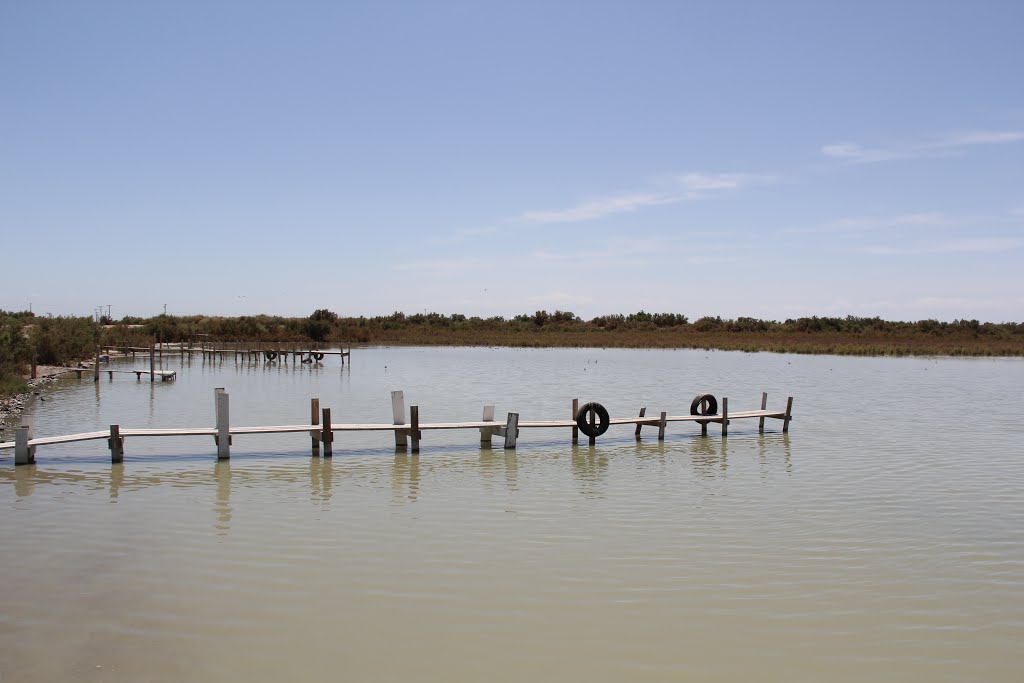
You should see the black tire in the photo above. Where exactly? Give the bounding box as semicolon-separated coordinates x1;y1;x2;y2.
264;351;278;361
690;394;718;416
313;352;324;361
576;401;610;438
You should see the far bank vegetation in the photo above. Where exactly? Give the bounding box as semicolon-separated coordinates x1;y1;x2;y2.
3;308;1023;397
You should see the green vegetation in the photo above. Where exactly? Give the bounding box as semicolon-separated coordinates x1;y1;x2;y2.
3;307;1022;398
102;309;1024;357
0;311;100;398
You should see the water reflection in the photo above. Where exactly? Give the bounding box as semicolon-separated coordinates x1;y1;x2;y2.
309;456;333;504
570;444;608;498
109;463;124;502
391;453;420;502
479;447;519;491
214;460;232;533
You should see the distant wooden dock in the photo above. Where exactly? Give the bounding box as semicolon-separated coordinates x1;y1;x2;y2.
106;343;351;365
1;389;793;465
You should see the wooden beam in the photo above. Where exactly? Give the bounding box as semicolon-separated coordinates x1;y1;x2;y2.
215;389;230;460
391;391;407;450
480;405;495;447
571;398;579;444
322;407;333;457
311;397;321;455
504;413;519;449
721;397;729;437
635;406;646;440
14;425;35;465
658;411;667;441
759;392;768;433
109;424;124;463
783;397;794;433
410;405;420;453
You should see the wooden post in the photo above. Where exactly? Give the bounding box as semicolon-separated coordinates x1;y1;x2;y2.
311;397;321;455
410;405;420;453
588;406;596;446
109;424;124;463
480;404;495;447
94;345;101;382
658;411;667;441
504;413;519;449
571;398;579;444
14;425;35;465
322;407;333;457
701;420;708;437
783;397;794;433
215;388;230;460
721;397;728;437
635;406;646;440
392;390;407;451
149;344;155;383
759;392;768;433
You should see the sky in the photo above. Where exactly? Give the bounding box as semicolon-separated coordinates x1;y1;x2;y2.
2;0;1022;323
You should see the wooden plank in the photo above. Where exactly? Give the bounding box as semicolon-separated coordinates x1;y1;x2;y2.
658;411;667;441
635;406;646;440
783;396;794;433
759;392;768;432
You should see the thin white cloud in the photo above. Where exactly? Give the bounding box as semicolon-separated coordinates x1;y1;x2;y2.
520;172;760;224
393;256;487;274
858;237;1024;255
786;212;950;235
821;129;1024;164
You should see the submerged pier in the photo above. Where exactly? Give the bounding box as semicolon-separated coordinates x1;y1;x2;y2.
1;389;793;465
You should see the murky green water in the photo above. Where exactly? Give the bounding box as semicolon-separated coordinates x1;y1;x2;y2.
2;347;1023;681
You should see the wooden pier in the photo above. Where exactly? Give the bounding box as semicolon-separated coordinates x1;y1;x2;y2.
1;389;794;465
105;343;351;365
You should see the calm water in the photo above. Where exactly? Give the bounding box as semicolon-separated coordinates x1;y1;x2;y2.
2;347;1023;682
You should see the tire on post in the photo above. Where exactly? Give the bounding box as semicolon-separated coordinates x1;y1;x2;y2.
313;352;325;361
264;350;278;361
575;401;610;438
690;394;718;416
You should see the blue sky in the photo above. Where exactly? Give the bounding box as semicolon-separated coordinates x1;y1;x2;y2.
2;1;1022;322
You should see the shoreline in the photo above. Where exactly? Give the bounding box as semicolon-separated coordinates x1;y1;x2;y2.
0;365;91;435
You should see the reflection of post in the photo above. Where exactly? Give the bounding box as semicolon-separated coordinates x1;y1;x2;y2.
391;453;420;502
109;462;124;501
14;465;35;497
309;456;333;503
214;459;232;533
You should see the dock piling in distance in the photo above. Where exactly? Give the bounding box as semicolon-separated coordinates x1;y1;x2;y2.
759;392;768;432
410;405;420;453
14;424;35;465
572;398;579;444
722;397;729;437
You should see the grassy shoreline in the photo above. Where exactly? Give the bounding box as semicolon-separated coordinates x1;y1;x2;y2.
3;309;1023;400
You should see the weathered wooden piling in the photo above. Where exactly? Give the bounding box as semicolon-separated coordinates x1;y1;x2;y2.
109;425;124;463
410;405;421;453
311;398;320;455
504;413;519;449
392;391;407;451
322;407;333;457
635;407;647;440
215;388;230;459
480;405;496;446
572;398;579;444
14;424;35;465
149;345;156;383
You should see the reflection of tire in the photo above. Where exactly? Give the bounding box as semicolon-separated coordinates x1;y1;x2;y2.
690;394;718;415
576;402;610;437
265;351;278;361
313;352;324;361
